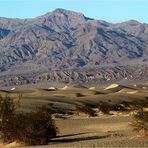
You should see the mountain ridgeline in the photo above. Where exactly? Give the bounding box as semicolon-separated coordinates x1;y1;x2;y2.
0;9;148;87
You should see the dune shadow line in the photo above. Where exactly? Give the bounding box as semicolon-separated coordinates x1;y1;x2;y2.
50;133;109;143
57;132;91;138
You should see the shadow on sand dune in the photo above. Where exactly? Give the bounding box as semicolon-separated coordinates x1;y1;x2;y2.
57;132;90;138
50;132;109;143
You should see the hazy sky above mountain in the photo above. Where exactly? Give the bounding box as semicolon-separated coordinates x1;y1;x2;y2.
0;0;147;23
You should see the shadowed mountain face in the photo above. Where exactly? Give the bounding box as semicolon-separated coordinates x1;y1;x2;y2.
0;9;148;87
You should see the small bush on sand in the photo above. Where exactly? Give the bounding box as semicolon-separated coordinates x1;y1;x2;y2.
0;95;20;130
98;101;112;114
131;100;148;110
131;109;148;137
66;111;74;115
0;95;58;146
53;113;62;118
75;93;85;97
76;104;96;117
1;112;58;145
112;103;128;112
39;103;55;114
0;95;16;119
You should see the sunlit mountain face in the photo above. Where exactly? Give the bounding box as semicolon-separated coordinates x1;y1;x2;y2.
0;9;148;87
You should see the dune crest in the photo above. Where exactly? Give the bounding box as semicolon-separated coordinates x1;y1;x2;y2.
60;85;70;90
1;141;21;147
48;87;57;90
11;87;15;90
89;87;96;90
105;84;119;90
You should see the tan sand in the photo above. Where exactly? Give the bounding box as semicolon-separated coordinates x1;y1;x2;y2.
1;141;21;148
105;84;119;90
88;87;96;90
60;85;69;90
16;115;147;148
0;115;147;148
48;87;57;90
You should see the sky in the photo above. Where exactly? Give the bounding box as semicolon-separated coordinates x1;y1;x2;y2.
0;0;148;23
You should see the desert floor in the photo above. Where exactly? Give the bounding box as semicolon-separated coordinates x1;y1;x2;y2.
0;83;148;147
15;115;147;148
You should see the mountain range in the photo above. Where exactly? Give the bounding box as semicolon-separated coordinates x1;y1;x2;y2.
0;9;148;87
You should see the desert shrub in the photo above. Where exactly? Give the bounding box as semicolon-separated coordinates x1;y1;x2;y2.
39;103;69;115
66;111;74;115
135;99;148;108
131;109;148;137
111;103;128;112
81;102;99;108
127;99;148;112
98;101;112;114
93;91;101;95
0;95;20;131
53;113;62;118
75;93;85;97
0;95;15;119
76;104;96;117
1;113;26;143
0;95;58;146
39;103;55;114
1;112;58;145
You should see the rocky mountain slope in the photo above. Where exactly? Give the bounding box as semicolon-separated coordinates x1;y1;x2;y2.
0;9;148;87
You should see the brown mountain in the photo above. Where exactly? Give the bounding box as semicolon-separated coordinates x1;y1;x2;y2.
0;9;148;87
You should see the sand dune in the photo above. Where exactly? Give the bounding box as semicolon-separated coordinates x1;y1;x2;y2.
118;88;138;94
1;141;20;148
10;87;15;90
48;87;57;90
105;84;119;90
60;85;70;90
88;87;96;90
0;83;147;147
